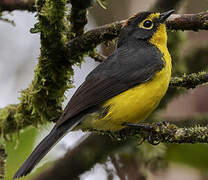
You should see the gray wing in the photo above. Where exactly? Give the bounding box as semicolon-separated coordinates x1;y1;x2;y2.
56;45;164;127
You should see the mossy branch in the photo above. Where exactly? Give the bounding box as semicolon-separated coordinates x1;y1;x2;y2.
117;122;208;144
170;71;208;89
16;0;72;127
68;0;94;39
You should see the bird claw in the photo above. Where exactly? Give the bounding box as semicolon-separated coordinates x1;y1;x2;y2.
122;122;161;145
148;132;160;145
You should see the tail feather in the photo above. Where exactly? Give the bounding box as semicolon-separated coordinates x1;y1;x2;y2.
13;119;80;179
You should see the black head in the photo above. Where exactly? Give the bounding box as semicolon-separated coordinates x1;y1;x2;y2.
117;10;174;48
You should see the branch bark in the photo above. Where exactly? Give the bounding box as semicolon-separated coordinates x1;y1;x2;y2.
67;12;208;60
0;0;36;12
68;0;94;39
118;122;208;144
170;71;208;89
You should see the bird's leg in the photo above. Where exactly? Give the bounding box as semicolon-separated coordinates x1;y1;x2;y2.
122;122;165;145
122;122;154;131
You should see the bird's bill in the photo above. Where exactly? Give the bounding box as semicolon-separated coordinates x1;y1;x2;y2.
159;10;175;23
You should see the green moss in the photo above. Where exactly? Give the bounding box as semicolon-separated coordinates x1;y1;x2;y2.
170;71;208;89
0;105;18;137
13;0;78;128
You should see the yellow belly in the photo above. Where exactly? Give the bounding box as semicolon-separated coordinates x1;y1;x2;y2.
79;57;171;131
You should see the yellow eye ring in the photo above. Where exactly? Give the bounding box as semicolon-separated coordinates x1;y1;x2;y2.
139;19;153;29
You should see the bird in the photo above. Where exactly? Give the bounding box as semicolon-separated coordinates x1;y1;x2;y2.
13;9;174;179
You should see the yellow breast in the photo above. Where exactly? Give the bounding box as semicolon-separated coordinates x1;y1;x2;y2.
82;24;172;131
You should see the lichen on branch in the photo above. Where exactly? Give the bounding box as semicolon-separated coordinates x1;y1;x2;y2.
170;71;208;89
116;122;208;144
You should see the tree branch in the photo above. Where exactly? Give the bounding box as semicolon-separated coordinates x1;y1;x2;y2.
0;0;36;12
170;71;208;89
118;122;208;144
166;12;208;31
166;115;208;128
67;12;208;60
68;0;94;39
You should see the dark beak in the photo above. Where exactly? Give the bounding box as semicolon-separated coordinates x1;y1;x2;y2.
159;10;175;23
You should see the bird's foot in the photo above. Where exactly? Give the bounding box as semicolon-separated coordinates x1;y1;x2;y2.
122;122;169;145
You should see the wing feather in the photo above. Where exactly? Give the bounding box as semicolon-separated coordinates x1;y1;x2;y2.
56;44;164;127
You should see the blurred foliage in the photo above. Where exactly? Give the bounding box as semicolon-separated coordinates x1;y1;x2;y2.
185;46;208;73
5;125;55;180
0;11;15;26
5;127;37;180
167;144;208;170
168;31;187;76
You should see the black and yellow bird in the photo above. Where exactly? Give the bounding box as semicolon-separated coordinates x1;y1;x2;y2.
13;10;174;179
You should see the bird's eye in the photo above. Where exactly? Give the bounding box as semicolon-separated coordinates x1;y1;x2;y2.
138;19;153;29
143;20;153;29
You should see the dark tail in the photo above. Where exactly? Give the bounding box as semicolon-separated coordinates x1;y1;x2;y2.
13;119;79;179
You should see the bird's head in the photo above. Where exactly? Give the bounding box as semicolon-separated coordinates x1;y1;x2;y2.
117;10;175;48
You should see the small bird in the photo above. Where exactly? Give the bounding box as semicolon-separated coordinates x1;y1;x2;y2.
13;10;174;179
